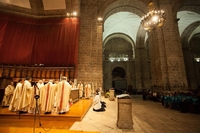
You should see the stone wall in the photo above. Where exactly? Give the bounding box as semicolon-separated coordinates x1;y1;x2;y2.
78;0;197;92
78;0;103;88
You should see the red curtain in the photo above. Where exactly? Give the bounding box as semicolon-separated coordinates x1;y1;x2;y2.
0;13;79;67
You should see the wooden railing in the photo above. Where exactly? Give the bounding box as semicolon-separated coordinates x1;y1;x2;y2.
0;65;74;82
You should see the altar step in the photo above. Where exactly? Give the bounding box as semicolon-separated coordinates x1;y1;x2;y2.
0;127;101;133
0;99;97;133
0;99;92;121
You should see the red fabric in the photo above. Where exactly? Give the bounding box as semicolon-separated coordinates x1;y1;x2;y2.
0;13;80;69
0;17;7;49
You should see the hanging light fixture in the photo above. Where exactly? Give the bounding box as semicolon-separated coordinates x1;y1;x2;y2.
141;1;165;31
108;54;129;62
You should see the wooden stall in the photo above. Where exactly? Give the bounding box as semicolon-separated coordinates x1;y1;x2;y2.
0;65;75;88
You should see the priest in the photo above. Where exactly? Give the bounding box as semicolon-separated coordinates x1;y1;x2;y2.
2;81;15;107
56;76;71;114
9;79;24;111
17;77;32;113
77;81;83;98
40;79;56;114
84;82;91;98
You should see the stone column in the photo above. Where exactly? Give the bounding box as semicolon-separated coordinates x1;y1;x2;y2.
78;0;102;88
150;0;188;91
135;47;143;89
182;47;194;89
135;46;149;89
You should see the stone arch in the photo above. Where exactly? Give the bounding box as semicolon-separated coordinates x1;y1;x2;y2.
103;33;135;49
99;0;150;49
112;66;126;79
112;66;127;94
102;11;141;45
98;0;148;17
103;36;134;61
101;0;148;22
172;0;188;13
177;1;200;14
100;0;151;91
181;21;200;48
102;33;136;91
169;0;200;20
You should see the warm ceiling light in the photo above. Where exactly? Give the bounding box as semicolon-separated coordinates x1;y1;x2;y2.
141;1;165;31
66;12;77;17
98;17;103;21
72;12;77;16
66;13;70;17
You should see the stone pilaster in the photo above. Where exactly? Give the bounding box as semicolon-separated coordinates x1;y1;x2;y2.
150;0;188;91
78;0;102;88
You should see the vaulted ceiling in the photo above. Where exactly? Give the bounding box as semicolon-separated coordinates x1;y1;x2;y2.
0;0;200;44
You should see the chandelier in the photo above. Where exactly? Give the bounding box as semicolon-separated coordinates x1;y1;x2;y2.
141;1;165;31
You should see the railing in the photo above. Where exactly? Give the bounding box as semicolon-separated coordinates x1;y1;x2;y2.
0;65;74;82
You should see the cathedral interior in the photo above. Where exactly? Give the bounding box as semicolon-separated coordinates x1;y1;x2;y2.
0;0;200;97
0;0;200;133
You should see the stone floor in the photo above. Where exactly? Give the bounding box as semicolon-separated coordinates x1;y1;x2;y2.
70;95;200;133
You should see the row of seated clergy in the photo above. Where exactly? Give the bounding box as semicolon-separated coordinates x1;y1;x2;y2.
8;77;71;114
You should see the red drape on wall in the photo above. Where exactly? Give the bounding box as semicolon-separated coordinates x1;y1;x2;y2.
0;13;79;68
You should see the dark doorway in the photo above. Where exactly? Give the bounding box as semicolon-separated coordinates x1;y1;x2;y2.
112;67;126;94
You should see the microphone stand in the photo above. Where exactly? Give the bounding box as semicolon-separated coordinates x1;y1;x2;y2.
32;82;40;133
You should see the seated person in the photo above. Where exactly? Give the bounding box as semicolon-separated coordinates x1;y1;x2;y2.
97;88;106;108
93;89;105;112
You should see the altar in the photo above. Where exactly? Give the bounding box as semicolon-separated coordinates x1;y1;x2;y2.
70;88;79;103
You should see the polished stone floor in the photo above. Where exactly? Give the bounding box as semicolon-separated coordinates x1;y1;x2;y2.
70;95;200;133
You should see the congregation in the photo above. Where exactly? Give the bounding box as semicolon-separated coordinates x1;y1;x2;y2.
1;77;100;114
143;90;200;114
161;91;200;113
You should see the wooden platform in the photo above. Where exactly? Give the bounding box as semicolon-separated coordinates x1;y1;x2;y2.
0;99;100;133
0;98;92;121
0;127;101;133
